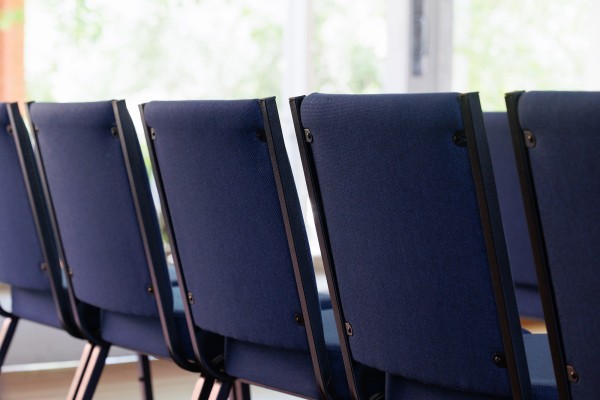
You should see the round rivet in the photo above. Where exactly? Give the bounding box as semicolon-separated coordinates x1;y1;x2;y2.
187;292;194;304
304;129;313;143
146;285;154;294
524;130;536;148
452;132;467;147
110;127;118;136
493;352;506;368
40;262;47;271
567;365;579;383
345;322;353;336
294;313;304;325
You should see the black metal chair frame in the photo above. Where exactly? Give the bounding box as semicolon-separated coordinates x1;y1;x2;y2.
506;91;571;400
139;97;336;399
289;92;533;400
25;100;205;400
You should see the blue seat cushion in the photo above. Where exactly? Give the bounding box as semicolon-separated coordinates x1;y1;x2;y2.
100;287;193;359
224;308;382;398
385;334;556;399
11;287;62;329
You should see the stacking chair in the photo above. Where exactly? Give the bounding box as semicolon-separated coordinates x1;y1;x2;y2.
27;100;208;399
290;93;557;399
0;103;84;372
139;98;377;399
484;112;543;319
506;91;600;399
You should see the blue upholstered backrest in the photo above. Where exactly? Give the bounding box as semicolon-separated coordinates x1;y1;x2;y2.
517;91;600;399
0;104;48;291
300;93;510;396
30;101;171;317
144;100;315;351
485;112;538;288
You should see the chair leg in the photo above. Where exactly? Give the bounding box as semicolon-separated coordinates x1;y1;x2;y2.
232;380;250;400
67;342;95;399
192;375;215;400
0;317;19;370
73;343;110;400
137;353;153;400
216;379;232;400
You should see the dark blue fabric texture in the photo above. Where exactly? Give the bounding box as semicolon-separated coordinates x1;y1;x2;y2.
518;91;600;400
300;93;511;396
484;112;542;319
143;100;315;351
30;102;168;317
11;287;62;329
0;104;48;291
224;309;377;399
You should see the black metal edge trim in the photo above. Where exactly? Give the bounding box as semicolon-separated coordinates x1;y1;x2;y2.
460;92;531;400
289;95;362;400
505;91;571;400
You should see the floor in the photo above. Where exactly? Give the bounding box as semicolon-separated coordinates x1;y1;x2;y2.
0;358;298;399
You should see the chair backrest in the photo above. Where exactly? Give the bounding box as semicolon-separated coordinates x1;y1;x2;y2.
141;98;322;350
29;101;172;319
292;93;529;398
0;104;48;292
507;91;600;400
1;103;81;334
484;112;541;317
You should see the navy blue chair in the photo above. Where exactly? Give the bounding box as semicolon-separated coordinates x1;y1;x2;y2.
506;91;600;400
139;98;373;399
0;103;85;375
484;112;543;319
28;100;209;399
291;93;557;399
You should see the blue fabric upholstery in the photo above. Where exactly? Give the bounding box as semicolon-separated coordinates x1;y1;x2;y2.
143;100;315;350
30;102;172;318
10;287;62;329
517;91;600;399
484;112;543;319
143;99;348;397
0;105;48;292
299;93;513;397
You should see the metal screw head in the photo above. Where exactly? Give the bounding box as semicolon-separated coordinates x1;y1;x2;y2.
345;322;354;336
111;127;119;137
524;130;536;148
150;128;156;140
294;313;304;325
146;285;154;294
40;262;48;271
187;292;195;304
567;365;579;383
493;352;507;368
452;132;467;147
304;129;313;143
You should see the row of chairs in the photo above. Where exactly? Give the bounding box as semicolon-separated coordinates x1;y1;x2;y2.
0;91;595;399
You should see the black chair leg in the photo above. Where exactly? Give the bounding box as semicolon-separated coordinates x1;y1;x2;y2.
232;380;250;400
137;353;153;400
216;378;232;400
192;375;215;400
0;317;19;370
67;342;96;399
73;343;110;400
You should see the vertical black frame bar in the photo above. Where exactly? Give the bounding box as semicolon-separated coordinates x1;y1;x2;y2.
113;100;200;373
289;96;362;400
505;91;570;399
5;103;82;338
24;103;100;344
460;92;531;400
260;97;334;399
138;102;229;383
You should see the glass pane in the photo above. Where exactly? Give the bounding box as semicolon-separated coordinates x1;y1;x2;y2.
453;0;600;110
